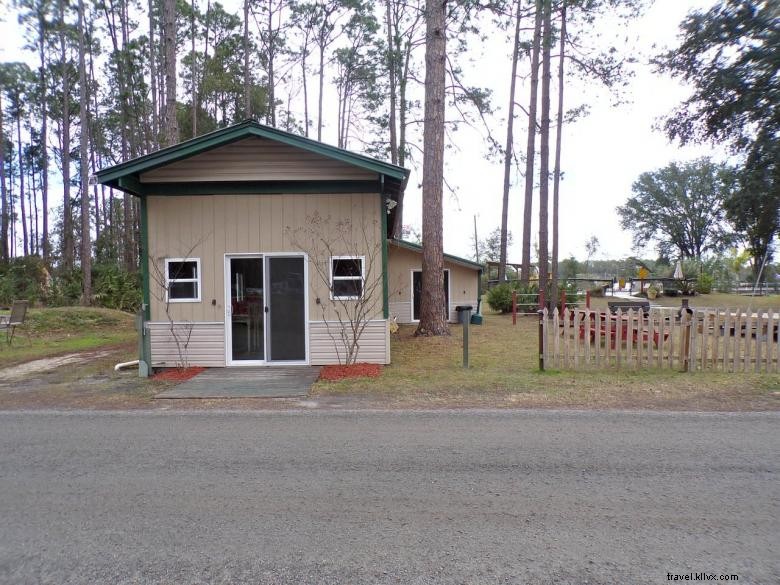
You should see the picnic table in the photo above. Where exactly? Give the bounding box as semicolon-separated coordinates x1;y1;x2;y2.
562;309;670;349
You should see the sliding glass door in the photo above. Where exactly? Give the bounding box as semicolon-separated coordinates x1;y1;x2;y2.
226;255;307;364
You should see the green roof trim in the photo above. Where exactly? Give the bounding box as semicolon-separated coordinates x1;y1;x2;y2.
389;239;483;270
96;120;410;189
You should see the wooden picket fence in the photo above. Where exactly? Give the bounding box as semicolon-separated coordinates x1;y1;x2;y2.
540;307;780;372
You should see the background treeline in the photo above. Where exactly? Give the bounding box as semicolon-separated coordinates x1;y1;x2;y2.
0;0;639;310
1;0;776;314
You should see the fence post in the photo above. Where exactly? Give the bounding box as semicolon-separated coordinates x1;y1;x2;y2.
512;290;517;325
561;290;566;314
586;290;591;309
538;309;545;371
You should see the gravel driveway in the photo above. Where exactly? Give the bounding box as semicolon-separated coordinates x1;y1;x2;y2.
0;409;777;584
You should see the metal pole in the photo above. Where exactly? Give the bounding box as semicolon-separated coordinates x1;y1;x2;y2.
463;309;470;369
538;309;545;371
512;290;517;325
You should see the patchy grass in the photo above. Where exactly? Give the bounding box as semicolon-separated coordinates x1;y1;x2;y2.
312;309;780;410
0;345;163;410
0;307;136;368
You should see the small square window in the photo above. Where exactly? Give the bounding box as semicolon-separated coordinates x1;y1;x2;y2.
167;261;197;280
331;256;364;300
165;258;201;302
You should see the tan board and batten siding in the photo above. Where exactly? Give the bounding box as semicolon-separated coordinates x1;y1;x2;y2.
387;244;480;323
146;193;386;366
140;137;377;183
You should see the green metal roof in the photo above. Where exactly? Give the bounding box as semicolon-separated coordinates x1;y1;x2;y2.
96;119;410;194
389;239;484;271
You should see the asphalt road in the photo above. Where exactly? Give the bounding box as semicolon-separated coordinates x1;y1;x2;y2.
0;409;777;585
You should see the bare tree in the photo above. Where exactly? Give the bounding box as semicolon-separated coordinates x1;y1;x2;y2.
415;0;448;336
287;213;385;365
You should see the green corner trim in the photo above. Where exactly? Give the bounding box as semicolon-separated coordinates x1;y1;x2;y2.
381;193;389;319
140;195;151;321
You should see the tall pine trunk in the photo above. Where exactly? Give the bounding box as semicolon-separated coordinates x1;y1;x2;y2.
550;1;566;296
301;50;309;137
499;0;523;282
385;0;398;166
317;43;325;141
192;0;199;135
415;0;448;337
537;0;552;304
149;0;159;144
266;0;276;126
243;0;250;119
386;0;401;238
30;166;39;255
37;9;50;263
78;0;92;303
15;115;28;256
59;0;74;268
163;0;178;146
520;1;542;284
0;88;7;261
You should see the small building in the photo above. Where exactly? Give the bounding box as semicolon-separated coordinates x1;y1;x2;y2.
387;239;482;323
96;120;481;368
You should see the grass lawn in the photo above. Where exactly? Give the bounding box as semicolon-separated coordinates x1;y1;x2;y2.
313;296;780;410
0;306;137;368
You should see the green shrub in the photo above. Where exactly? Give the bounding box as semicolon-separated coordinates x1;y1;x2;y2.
695;273;713;294
0;257;49;304
93;264;142;312
43;269;82;306
486;282;540;313
486;284;514;313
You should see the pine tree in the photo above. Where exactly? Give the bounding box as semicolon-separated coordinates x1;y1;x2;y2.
415;0;448;337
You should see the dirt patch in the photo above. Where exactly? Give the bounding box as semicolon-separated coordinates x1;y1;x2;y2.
152;367;206;382
319;363;382;381
0;350;114;381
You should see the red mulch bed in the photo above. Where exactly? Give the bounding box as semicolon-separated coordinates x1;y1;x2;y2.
152;366;206;382
319;363;382;381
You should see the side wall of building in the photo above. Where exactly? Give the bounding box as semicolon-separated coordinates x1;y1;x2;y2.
387;245;480;324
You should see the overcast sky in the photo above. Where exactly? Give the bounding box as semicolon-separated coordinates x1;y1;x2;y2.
0;0;724;262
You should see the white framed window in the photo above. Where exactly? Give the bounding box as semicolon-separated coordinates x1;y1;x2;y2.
165;258;201;303
330;256;364;300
